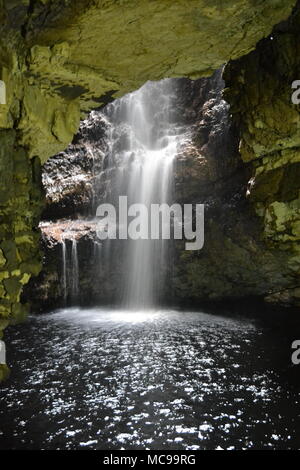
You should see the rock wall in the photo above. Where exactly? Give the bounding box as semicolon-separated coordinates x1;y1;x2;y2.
172;72;298;306
0;130;42;381
223;3;300;306
42;110;108;220
0;132;42;322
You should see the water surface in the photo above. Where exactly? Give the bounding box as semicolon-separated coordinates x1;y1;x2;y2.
0;308;299;450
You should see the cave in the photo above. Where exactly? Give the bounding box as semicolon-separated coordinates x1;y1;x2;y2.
0;0;300;452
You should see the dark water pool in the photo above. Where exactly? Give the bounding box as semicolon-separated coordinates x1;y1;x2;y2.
0;308;299;450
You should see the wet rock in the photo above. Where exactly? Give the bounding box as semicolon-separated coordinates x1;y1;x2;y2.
42;111;109;220
223;4;300;306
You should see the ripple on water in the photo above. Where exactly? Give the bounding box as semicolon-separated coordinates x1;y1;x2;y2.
0;308;299;450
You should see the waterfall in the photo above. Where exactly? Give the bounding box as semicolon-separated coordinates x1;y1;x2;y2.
71;238;79;304
60;236;79;305
61;239;67;304
100;80;184;309
57;80;185;309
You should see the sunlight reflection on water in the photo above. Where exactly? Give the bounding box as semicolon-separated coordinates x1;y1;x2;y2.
40;307;252;329
46;307;163;324
0;308;299;450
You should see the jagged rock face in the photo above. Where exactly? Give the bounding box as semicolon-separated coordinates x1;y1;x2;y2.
172;73;297;306
0;130;42;323
174;72;242;203
223;4;300;306
0;0;298;348
42;111;108;220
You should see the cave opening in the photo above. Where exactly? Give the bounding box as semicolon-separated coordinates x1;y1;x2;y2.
26;71;234;313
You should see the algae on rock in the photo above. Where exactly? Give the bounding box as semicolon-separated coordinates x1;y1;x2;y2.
223;3;300;305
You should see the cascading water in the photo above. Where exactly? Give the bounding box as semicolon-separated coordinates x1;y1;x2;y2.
57;80;186;308
100;80;185;309
59;234;79;305
61;239;67;304
71;238;79;304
